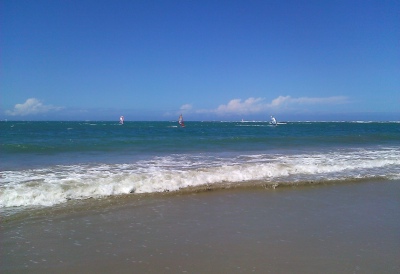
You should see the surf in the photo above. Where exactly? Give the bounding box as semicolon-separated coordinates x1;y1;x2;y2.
1;147;399;210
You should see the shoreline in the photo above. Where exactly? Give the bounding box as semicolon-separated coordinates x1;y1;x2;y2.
2;177;389;222
2;180;400;273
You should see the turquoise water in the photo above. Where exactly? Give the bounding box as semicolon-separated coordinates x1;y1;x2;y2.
1;121;400;211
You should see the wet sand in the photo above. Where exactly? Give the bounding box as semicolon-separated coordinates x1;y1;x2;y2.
2;180;400;273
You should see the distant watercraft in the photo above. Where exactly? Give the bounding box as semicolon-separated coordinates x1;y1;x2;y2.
178;114;185;127
119;116;124;125
270;116;277;126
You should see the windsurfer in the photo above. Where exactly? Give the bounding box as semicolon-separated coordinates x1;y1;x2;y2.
271;116;277;125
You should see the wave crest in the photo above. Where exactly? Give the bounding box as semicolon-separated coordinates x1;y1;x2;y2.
1;148;399;208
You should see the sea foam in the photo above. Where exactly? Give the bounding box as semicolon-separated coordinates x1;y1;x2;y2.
1;148;399;209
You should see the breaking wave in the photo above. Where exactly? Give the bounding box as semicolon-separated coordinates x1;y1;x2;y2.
1;147;399;209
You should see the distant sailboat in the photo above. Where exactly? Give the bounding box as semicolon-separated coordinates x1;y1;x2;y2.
178;114;185;127
119;116;124;125
270;116;277;126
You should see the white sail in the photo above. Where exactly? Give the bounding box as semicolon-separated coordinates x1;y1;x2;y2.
178;114;185;127
119;116;124;124
270;116;277;125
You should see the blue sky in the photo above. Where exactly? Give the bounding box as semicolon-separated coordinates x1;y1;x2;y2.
2;0;399;121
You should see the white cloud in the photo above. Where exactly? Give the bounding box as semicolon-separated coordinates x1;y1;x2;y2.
268;96;291;107
197;95;348;115
215;97;266;114
180;104;193;111
6;98;63;116
268;95;348;108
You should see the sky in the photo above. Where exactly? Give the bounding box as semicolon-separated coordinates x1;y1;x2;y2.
1;0;399;121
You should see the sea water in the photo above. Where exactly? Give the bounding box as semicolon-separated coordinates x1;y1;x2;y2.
1;121;399;215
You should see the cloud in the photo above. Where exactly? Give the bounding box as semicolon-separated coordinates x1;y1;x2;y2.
180;104;193;111
268;95;348;107
269;96;291;107
215;97;265;115
6;98;63;116
197;95;348;115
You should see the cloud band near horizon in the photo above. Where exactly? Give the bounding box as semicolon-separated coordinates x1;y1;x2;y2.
5;98;63;116
5;95;348;118
190;95;348;115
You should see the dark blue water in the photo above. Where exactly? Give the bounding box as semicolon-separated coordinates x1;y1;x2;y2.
2;121;399;166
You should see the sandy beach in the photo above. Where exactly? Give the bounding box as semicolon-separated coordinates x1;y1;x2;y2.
2;180;399;273
3;0;400;271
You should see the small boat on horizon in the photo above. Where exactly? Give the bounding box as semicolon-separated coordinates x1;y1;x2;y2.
270;116;277;126
178;114;185;127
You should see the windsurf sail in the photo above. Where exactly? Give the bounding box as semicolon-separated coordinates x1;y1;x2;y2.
119;116;124;124
178;114;185;127
270;116;277;125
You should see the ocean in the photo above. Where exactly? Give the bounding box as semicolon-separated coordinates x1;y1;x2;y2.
1;120;400;273
1;121;399;214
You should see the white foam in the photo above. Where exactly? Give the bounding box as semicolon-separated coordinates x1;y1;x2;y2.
1;148;399;209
